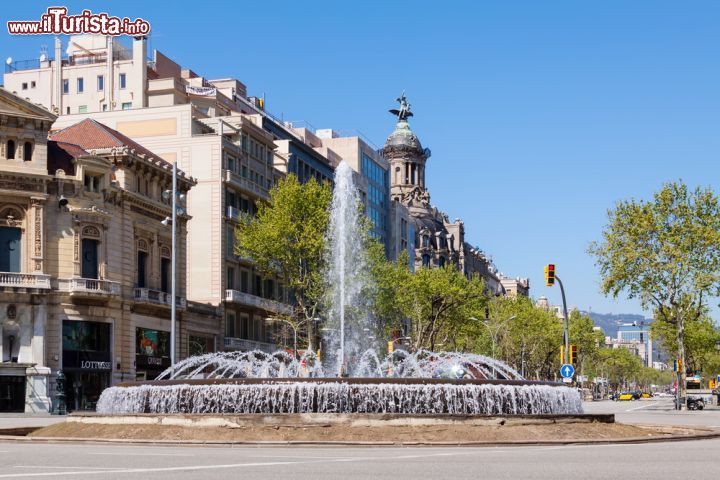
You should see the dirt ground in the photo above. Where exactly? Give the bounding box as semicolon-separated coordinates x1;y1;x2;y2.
29;421;700;443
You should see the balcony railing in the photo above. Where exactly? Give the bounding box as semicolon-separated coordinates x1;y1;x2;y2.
223;170;269;200
0;272;51;289
133;288;187;309
57;278;121;296
224;289;292;316
224;337;277;353
226;205;242;221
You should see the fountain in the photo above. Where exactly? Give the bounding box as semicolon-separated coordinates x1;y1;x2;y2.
97;161;582;416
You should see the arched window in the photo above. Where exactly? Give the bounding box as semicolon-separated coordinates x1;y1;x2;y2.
6;140;16;159
422;254;431;267
23;142;32;161
422;235;430;248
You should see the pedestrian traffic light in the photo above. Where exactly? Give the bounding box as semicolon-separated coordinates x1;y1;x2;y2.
570;345;578;365
544;264;555;287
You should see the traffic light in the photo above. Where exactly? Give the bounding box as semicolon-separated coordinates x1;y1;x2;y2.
570;345;578;365
387;340;394;354
560;344;564;364
544;264;555;287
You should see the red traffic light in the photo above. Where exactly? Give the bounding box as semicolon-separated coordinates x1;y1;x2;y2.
548;264;555;271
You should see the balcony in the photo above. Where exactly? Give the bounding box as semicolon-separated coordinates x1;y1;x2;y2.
0;272;51;290
226;205;242;221
224;289;293;316
57;278;121;297
224;337;277;353
133;288;187;309
223;169;269;200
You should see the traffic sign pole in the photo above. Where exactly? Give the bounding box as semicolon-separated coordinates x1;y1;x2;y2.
556;275;570;366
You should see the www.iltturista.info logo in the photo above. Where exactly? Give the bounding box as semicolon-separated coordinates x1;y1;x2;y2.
7;7;151;36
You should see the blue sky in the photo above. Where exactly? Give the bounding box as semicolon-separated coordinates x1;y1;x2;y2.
2;1;719;317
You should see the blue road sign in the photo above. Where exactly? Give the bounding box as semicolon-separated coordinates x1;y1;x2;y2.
560;364;575;378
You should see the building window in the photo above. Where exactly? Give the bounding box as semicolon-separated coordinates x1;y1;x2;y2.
62;79;69;94
22;142;32;161
78;105;87;114
226;313;236;338
227;266;235;290
119;73;126;89
66;107;70;115
77;77;84;93
31;81;36;88
0;227;22;273
97;75;104;91
226;155;236;172
102;104;107;111
121;102;132;110
161;257;171;293
240;270;249;293
84;173;101;192
137;250;148;288
81;239;99;279
240;314;250;339
6;140;16;159
438;256;446;267
21;83;27;90
422;254;431;268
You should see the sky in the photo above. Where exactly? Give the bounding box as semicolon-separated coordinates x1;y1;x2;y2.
2;1;719;317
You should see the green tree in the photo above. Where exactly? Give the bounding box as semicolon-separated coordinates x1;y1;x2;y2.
589;181;720;406
652;314;720;375
234;175;332;347
568;310;605;376
395;266;487;352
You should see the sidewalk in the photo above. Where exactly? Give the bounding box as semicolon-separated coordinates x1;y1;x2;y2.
0;414;67;429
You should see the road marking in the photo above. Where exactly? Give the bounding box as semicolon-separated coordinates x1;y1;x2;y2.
0;451;477;478
89;452;191;457
626;402;658;412
15;466;120;471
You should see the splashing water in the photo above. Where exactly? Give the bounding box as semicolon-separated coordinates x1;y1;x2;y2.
323;161;374;375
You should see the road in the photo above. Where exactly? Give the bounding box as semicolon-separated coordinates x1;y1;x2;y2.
0;440;716;480
0;399;717;479
583;397;720;427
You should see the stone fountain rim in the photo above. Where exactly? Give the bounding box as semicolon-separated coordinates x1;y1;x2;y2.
115;378;566;388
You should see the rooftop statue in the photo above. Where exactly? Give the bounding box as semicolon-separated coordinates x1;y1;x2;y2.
389;91;413;121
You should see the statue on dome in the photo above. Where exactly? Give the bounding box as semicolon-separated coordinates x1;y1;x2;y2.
389;91;413;121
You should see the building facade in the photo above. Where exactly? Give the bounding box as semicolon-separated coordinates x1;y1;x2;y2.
381;94;526;292
0;88;219;412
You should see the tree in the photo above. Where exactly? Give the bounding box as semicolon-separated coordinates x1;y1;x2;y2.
568;310;605;376
395;266;487;352
589;181;720;407
235;175;332;347
652;314;720;374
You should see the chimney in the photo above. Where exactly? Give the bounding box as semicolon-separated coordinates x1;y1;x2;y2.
132;36;148;108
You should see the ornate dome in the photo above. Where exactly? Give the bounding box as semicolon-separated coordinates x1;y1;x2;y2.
384;119;423;152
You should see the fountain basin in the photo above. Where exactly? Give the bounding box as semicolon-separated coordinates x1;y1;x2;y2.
97;378;583;415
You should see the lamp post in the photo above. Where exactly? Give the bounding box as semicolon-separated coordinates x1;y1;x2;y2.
470;315;516;379
162;161;185;366
267;317;298;359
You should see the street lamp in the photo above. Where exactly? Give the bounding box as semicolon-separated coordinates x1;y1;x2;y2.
470;315;516;379
162;161;186;366
267;317;298;359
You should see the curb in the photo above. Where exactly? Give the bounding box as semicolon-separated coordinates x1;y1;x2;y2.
1;431;719;447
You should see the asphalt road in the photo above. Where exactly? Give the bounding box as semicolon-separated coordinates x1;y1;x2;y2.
1;398;718;479
0;440;717;479
583;397;720;428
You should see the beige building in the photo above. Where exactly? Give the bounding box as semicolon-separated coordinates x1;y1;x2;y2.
52;106;291;354
0;88;221;412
